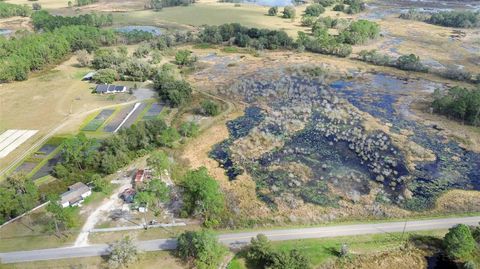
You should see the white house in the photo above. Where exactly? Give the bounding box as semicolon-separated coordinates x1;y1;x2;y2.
60;182;92;208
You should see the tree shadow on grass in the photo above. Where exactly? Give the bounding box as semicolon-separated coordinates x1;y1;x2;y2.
409;234;444;251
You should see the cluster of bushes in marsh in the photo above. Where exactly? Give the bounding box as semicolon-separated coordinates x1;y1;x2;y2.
0;2;31;18
145;0;195;11
400;9;480;28
312;0;365;14
198;20;378;57
198;23;294;50
358;50;480;83
298;19;379;57
72;0;98;7
432;86;480;126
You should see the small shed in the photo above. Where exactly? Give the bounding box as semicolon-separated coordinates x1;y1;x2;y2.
60;182;92;208
82;72;96;81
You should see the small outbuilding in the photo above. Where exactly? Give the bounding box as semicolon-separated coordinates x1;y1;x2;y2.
95;84;128;94
120;188;136;203
82;72;96;81
60;182;92;208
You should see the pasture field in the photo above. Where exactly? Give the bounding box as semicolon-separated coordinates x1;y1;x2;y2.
112;2;308;36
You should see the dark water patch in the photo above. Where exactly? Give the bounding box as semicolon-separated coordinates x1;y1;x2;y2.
330;73;480;209
31;153;62;180
426;253;457;269
103;105;134;132
34;144;58;158
210;107;264;180
143;103;163;120
15;162;38;174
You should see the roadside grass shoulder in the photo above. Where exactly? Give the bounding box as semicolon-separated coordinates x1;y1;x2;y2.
228;230;447;269
1;250;185;269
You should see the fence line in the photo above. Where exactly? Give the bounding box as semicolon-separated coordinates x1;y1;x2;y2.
0;201;49;229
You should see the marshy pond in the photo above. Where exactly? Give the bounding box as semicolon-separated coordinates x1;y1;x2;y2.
210;68;480;211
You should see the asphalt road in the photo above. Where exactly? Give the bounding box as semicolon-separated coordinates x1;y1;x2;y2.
1;216;479;264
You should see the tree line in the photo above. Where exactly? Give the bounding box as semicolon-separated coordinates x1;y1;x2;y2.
0;2;31;18
400;9;480;28
145;0;195;11
196;21;378;58
32;10;113;31
0;25;118;82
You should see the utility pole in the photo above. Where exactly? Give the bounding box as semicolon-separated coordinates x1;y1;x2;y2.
400;219;408;244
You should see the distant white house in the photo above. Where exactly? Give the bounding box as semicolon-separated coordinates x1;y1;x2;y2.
60;182;92;208
95;84;128;94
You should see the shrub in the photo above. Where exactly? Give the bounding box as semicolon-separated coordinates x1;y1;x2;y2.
201;100;221;116
107;236;138;269
432;86;480;126
268;6;278;16
93;68;118;84
32;2;41;10
443;224;478;261
153;66;193;106
338;19;380;45
0;2;31;18
315;0;336;7
176;230;226;269
333;3;344;11
181;167;225;227
304;4;325;17
396;54;428;72
76;49;91;67
358;49;394;66
344;0;365;14
175;49;196;66
282;6;296;19
247;234;311;269
301;15;316;27
399;9;430;21
429;11;480;28
179;122;199;137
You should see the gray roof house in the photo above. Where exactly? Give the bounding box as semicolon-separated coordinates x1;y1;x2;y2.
95;84;128;94
60;182;92;208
